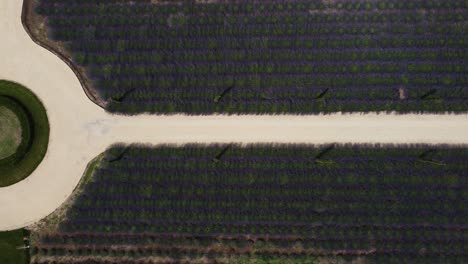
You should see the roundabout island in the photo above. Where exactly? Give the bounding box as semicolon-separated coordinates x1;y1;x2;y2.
0;80;49;187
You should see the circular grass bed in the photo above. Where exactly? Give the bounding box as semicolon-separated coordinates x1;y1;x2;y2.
0;102;24;159
0;80;49;187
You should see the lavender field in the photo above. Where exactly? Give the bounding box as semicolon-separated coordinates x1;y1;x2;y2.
29;144;467;263
34;0;467;114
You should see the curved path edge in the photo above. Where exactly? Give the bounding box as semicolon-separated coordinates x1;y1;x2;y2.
0;0;467;231
21;0;106;110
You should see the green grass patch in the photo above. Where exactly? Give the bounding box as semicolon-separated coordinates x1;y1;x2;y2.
0;105;22;159
0;229;29;264
81;153;104;184
0;96;32;161
0;80;49;187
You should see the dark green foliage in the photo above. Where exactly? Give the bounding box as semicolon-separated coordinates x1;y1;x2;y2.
108;88;136;104
212;144;232;163
214;86;234;104
314;88;330;100
417;149;446;166
106;146;129;163
314;144;335;164
420;89;438;100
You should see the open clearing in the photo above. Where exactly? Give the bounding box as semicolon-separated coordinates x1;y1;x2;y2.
0;0;467;232
0;106;22;159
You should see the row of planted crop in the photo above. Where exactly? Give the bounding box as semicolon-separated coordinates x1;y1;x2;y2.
76;166;466;184
39;230;467;245
75;49;467;66
66;203;465;224
80;187;464;204
101;158;464;175
65;37;467;53
87;61;466;76
30;244;466;262
36;0;467;15
98;145;467;170
106;101;468;114
95;88;466;104
94;73;465;86
67;208;465;224
97;91;456;103
96;88;467;103
48;22;466;39
45;12;464;28
33;235;464;254
32;237;464;254
87;171;465;190
51;26;467;44
75;191;464;205
58;219;468;232
72;47;466;62
73;186;464;208
58;222;467;240
98;151;465;169
81;192;463;209
102;144;468;159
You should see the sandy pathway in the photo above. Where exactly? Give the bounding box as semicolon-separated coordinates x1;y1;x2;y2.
0;0;467;230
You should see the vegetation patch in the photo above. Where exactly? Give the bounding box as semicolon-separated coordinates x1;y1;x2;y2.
29;153;105;236
31;0;467;114
0;106;23;159
0;229;30;264
29;144;467;263
0;80;49;187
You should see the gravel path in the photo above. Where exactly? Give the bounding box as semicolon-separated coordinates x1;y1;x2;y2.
0;0;467;231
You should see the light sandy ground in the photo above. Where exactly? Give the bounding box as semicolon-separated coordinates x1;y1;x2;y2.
0;0;468;230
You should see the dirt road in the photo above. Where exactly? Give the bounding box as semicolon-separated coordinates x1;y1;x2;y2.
0;0;467;230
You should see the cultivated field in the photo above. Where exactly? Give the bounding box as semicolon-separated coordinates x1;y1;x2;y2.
29;0;468;114
0;0;467;263
28;144;467;263
1;0;468;239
